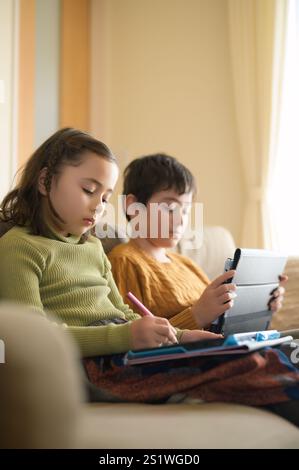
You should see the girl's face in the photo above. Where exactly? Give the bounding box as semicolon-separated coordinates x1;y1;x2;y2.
40;151;119;237
145;188;193;248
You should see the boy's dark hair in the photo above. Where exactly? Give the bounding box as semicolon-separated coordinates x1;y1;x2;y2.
0;127;117;238
123;153;196;208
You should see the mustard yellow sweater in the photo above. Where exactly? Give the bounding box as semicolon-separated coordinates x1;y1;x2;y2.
0;226;145;357
108;240;210;329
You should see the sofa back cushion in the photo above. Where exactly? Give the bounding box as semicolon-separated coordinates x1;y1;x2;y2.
0;220;14;238
271;256;299;331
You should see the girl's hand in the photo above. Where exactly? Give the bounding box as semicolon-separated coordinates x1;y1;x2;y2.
130;316;178;350
190;270;237;329
180;329;223;343
269;274;288;313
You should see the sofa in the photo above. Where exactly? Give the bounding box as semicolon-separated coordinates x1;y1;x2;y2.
1;223;299;449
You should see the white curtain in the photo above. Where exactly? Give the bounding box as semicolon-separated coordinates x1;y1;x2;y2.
228;0;288;248
267;0;299;254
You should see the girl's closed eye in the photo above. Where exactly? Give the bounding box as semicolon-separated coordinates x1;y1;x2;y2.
83;188;110;204
83;188;95;195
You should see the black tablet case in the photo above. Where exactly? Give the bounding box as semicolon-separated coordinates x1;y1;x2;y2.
210;248;288;336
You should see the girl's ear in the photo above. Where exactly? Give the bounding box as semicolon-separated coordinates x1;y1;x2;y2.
125;194;138;219
38;167;48;196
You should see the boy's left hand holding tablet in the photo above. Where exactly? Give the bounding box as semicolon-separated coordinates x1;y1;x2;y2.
268;274;288;313
190;270;237;329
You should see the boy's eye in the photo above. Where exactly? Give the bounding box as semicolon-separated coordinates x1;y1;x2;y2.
165;203;179;212
160;202;191;215
158;202;177;212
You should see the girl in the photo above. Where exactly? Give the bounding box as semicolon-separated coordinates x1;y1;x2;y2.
0;128;215;359
1;130;298;422
108;153;287;330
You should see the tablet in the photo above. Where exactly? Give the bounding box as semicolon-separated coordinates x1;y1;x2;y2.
209;248;288;336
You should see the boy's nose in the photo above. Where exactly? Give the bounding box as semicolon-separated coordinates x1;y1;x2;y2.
172;210;184;227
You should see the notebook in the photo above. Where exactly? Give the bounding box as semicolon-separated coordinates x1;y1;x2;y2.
124;333;293;366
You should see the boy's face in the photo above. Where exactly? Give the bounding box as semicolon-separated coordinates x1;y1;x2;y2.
40;151;118;237
145;188;193;248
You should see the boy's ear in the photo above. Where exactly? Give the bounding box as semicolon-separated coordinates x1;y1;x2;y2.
38;167;48;196
125;194;138;219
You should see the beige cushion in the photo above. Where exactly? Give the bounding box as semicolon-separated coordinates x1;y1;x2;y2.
0;302;85;448
0;220;14;238
178;226;236;279
79;402;299;449
271;256;299;331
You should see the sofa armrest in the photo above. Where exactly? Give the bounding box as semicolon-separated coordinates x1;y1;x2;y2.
271;256;299;331
0;302;85;448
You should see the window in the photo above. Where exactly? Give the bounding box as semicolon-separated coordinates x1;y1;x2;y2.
267;0;299;254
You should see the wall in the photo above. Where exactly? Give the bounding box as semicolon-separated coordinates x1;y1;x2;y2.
0;0;18;201
60;0;90;131
18;0;35;169
18;0;89;166
18;0;60;167
1;0;244;242
35;0;60;147
90;0;244;244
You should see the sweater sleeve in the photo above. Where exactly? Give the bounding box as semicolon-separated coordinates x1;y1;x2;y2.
165;253;209;329
68;322;134;357
102;252;141;322
66;253;143;358
0;235;46;314
108;254;144;315
0;234;137;357
109;253;185;340
169;307;199;330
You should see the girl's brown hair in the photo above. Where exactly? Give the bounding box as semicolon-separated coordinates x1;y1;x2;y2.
0;127;117;237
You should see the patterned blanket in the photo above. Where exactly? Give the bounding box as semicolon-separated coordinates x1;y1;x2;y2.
84;344;299;406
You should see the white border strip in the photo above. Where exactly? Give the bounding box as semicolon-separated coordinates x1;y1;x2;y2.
11;0;19;181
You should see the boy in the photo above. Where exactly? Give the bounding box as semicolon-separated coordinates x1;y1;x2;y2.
108;154;285;329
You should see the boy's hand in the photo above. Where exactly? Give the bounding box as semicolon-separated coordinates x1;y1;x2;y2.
130;316;178;350
191;270;237;329
180;329;223;343
268;274;288;313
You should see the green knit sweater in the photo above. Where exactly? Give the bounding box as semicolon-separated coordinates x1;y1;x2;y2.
0;225;144;357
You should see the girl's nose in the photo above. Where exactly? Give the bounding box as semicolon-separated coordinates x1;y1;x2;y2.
95;202;104;214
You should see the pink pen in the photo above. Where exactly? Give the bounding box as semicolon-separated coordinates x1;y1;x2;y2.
126;291;154;317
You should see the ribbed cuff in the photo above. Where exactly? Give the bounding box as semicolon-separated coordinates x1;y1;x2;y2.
169;307;199;330
69;322;132;357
